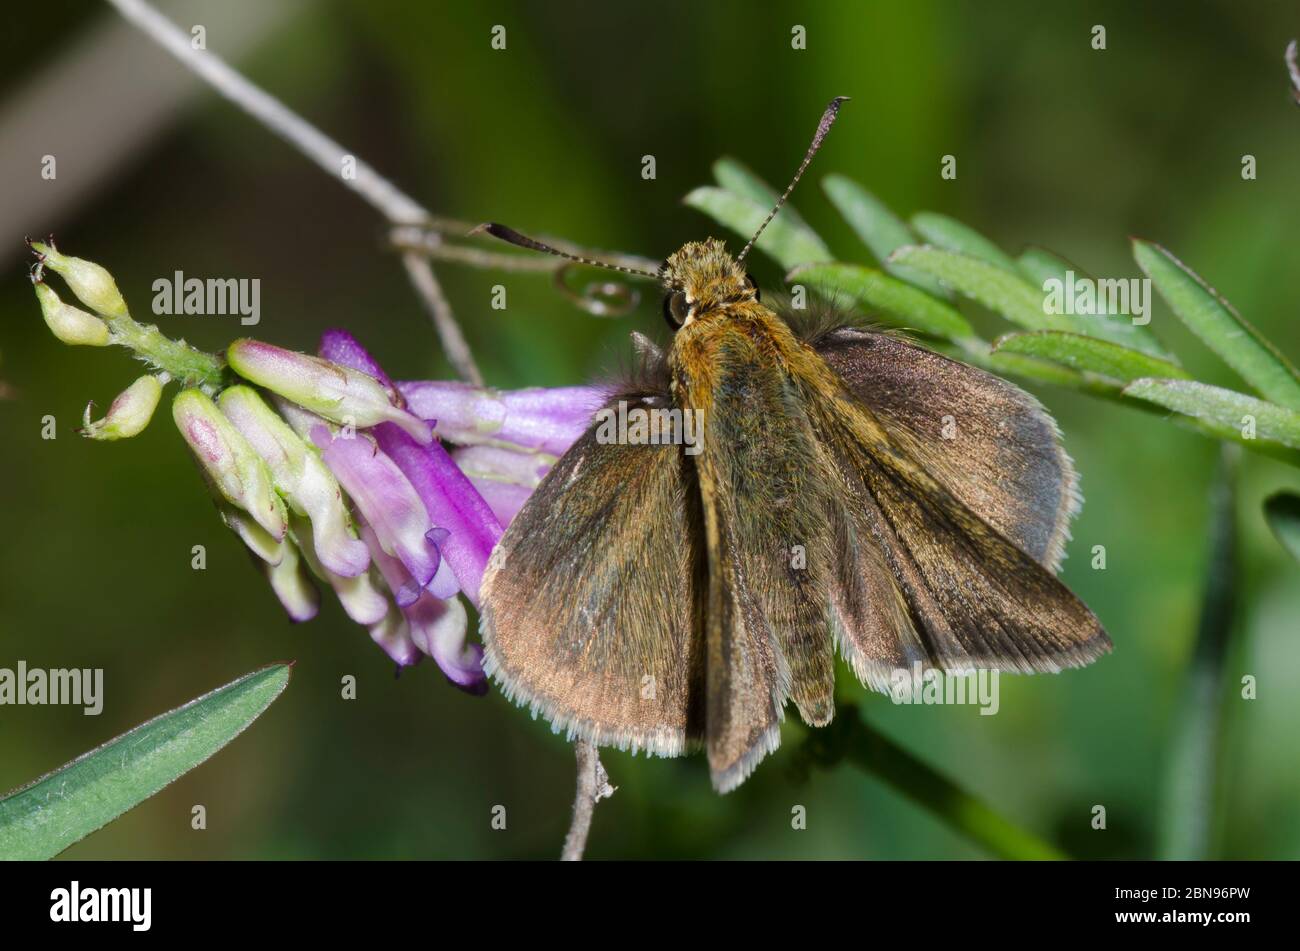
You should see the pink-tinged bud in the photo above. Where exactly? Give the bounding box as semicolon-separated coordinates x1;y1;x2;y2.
219;386;369;577
29;241;128;319
172;389;287;541
290;515;388;625
368;605;421;667
81;374;162;441
226;339;431;444
264;538;320;623
33;280;110;347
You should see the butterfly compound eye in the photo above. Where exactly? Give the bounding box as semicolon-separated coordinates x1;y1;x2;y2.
745;272;761;302
662;291;689;330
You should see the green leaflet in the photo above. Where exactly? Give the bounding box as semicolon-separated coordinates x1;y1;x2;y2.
1122;378;1300;450
1134;240;1300;410
910;211;1018;272
787;262;975;342
993;331;1191;384
1016;247;1171;356
683;186;829;270
890;245;1073;332
0;664;291;860
821;175;949;297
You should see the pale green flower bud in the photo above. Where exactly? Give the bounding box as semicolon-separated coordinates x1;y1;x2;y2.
225;339;431;444
219;386;370;578
172;389;287;540
33;280;110;347
81;374;163;441
29;241;128;319
219;501;285;565
263;537;319;623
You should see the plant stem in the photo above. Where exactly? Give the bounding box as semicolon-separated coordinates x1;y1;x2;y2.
801;706;1068;860
561;740;614;861
1158;443;1239;859
105;310;225;390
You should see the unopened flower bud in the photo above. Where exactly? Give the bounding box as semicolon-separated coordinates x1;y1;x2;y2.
264;538;320;623
219;501;285;565
33;280;110;347
81;374;162;441
29;241;128;319
172;389;287;540
226;339;431;444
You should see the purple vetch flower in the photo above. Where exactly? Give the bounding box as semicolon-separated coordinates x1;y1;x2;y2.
451;445;553;527
466;480;534;527
404;593;486;695
368;605;422;668
290;514;389;626
319;330;503;607
310;425;442;601
398;380;608;457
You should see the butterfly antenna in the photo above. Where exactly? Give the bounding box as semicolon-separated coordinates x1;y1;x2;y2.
736;96;849;264
469;222;659;279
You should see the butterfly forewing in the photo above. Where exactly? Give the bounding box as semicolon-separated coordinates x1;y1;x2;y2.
813;327;1079;570
479;393;706;756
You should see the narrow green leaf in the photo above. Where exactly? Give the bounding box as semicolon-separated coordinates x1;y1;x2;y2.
1134;240;1300;410
911;211;1018;272
1263;492;1300;562
821;175;949;297
787;262;976;342
1122;379;1300;450
713;157;812;231
890;245;1072;332
1016;247;1171;357
683;186;829;269
0;664;291;860
993;331;1192;384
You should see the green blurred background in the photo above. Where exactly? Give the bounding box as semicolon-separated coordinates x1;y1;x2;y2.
1;0;1298;859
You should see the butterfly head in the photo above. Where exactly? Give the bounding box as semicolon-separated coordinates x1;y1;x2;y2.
658;239;758;329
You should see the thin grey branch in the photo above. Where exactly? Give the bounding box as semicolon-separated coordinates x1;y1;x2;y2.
401;252;483;386
1287;39;1300;105
561;740;614;861
105;0;480;381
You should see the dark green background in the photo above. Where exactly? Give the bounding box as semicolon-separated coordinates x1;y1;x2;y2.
1;0;1297;859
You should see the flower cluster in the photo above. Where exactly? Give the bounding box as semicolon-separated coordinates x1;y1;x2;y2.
28;242;608;692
